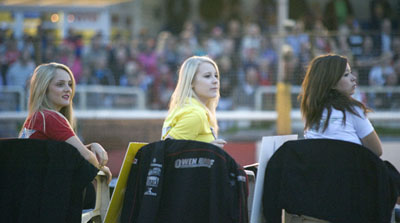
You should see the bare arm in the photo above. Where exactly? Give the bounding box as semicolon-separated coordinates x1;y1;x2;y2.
66;136;112;183
361;130;383;157
85;142;109;167
210;138;227;148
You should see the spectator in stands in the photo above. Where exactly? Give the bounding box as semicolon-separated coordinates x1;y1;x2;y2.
323;0;354;31
79;66;96;85
382;71;399;109
295;40;312;85
18;34;35;57
207;26;225;58
299;54;383;157
42;44;59;63
346;20;365;59
165;0;190;34
241;23;262;61
177;29;198;62
226;19;242;52
6;48;35;87
161;56;226;148
282;44;299;85
91;54;115;85
151;64;175;109
369;0;393;31
369;52;394;86
373;18;393;56
260;36;278;83
258;57;273;86
232;64;260;110
119;60;140;87
109;46;129;85
137;37;159;78
393;37;400;60
310;19;332;56
334;25;353;62
19;62;112;182
355;35;378;85
154;31;179;70
217;55;236;111
1;37;20;85
83;32;108;71
119;60;154;93
59;44;82;83
285;20;309;59
393;54;400;85
368;52;394;108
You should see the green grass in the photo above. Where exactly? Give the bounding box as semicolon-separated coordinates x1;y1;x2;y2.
374;126;400;136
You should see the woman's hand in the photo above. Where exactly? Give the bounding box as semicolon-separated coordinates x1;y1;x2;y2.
99;166;112;184
87;143;109;166
211;139;227;148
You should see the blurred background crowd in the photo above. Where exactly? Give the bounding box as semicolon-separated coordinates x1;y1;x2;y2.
1;0;400;111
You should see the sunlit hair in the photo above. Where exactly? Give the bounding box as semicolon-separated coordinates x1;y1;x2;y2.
168;56;220;134
298;54;369;131
23;62;76;130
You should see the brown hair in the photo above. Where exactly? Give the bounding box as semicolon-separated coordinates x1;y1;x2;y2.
298;54;369;131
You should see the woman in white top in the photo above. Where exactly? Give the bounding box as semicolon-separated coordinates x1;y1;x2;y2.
298;54;382;156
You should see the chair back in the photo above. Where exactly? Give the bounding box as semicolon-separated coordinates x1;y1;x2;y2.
119;139;248;223
381;142;400;172
0;138;98;223
250;134;298;223
262;139;398;223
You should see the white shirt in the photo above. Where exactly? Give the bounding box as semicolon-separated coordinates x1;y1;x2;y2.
305;106;373;145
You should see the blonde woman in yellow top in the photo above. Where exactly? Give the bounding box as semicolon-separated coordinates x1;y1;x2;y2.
162;56;226;148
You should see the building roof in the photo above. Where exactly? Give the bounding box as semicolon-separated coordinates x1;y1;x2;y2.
0;0;131;7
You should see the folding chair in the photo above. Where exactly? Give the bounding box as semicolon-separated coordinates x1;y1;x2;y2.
0;138;98;223
250;135;298;223
119;139;249;223
81;171;111;223
380;144;400;223
103;142;148;223
262;139;398;223
244;169;256;219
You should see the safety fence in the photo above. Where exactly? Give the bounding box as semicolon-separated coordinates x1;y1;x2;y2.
1;85;400;122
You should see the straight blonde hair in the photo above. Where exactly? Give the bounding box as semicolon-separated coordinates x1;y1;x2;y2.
168;56;220;134
22;62;76;131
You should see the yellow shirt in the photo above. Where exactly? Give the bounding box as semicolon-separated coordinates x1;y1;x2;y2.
162;98;215;143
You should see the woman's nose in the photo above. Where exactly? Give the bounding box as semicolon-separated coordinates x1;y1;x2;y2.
351;74;357;81
65;85;72;92
212;76;218;83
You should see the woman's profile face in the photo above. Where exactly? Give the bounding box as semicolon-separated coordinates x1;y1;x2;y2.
192;62;219;104
47;69;73;111
334;63;357;96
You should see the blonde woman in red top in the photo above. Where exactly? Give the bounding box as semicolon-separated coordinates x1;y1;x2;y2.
19;62;112;183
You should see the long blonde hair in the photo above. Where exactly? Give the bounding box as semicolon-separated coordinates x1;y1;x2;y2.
168;56;220;133
23;62;76;130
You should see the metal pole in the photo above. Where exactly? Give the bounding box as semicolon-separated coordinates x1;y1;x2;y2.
132;0;143;37
277;0;287;83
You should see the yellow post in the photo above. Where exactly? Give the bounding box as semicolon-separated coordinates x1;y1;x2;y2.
275;0;291;135
276;82;292;134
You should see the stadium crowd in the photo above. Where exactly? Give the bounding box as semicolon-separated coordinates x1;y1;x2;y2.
1;0;400;110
